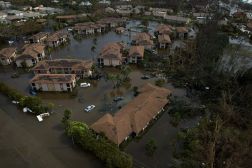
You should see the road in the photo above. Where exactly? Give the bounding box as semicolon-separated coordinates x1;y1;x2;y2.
0;94;102;168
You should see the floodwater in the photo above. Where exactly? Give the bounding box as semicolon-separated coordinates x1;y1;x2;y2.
0;20;193;168
51;20;159;60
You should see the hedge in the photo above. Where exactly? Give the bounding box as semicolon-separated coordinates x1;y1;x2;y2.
66;121;133;168
0;82;50;114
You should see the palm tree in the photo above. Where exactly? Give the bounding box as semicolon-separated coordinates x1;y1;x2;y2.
121;65;132;81
91;45;96;61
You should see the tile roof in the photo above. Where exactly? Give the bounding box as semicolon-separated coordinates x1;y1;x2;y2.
33;59;93;71
0;47;16;59
15;44;45;60
176;27;188;33
133;32;153;46
91;83;171;145
156;24;173;34
158;34;171;44
99;42;123;60
129;46;144;58
30;74;76;84
29;32;48;41
46;30;69;42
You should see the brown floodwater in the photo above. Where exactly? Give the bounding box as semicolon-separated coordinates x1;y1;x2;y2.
0;20;195;168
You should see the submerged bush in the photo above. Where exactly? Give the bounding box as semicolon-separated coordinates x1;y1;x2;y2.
0;82;50;114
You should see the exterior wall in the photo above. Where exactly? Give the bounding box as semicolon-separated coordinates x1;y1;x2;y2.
34;68;92;78
33;69;49;74
0;58;11;65
177;32;188;40
159;42;169;48
47;41;60;47
16;59;37;67
103;58;121;66
37;51;45;61
31;79;76;92
86;29;95;34
95;28;102;33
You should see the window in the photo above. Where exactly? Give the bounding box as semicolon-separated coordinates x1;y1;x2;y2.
66;83;70;87
60;83;63;90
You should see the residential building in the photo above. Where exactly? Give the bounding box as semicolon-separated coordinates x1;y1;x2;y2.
0;11;7;19
30;74;76;92
105;7;115;13
155;24;173;35
164;15;190;24
15;44;46;67
158;34;171;49
80;1;92;6
0;11;7;23
97;17;126;28
32;59;93;78
56;14;87;23
132;32;153;49
247;21;252;31
0;1;11;8
128;46;144;64
152;8;167;18
115;27;125;34
28;32;48;43
91;83;171;145
74;22;105;34
176;27;188;40
46;30;69;47
0;47;16;65
98;42;123;66
99;0;111;5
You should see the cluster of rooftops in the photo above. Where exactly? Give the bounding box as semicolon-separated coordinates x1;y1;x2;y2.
92;83;171;145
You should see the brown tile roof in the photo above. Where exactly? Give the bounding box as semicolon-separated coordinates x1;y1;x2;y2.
91;83;171;145
29;32;48;41
15;44;45;61
247;22;252;30
0;47;16;59
176;27;188;33
99;42;123;60
46;30;69;42
156;24;173;34
158;34;171;44
133;32;154;46
129;46;144;58
115;27;125;32
30;74;76;84
15;54;37;60
22;44;45;57
33;59;93;71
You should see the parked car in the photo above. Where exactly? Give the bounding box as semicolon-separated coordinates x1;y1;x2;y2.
23;107;33;113
113;96;124;102
36;112;50;122
12;100;19;104
80;82;91;88
85;105;95;112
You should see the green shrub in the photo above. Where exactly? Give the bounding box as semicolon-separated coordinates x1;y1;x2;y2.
66;121;133;168
155;79;166;87
0;82;50;114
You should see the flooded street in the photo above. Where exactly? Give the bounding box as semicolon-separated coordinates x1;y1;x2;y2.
51;20;159;60
0;19;191;168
